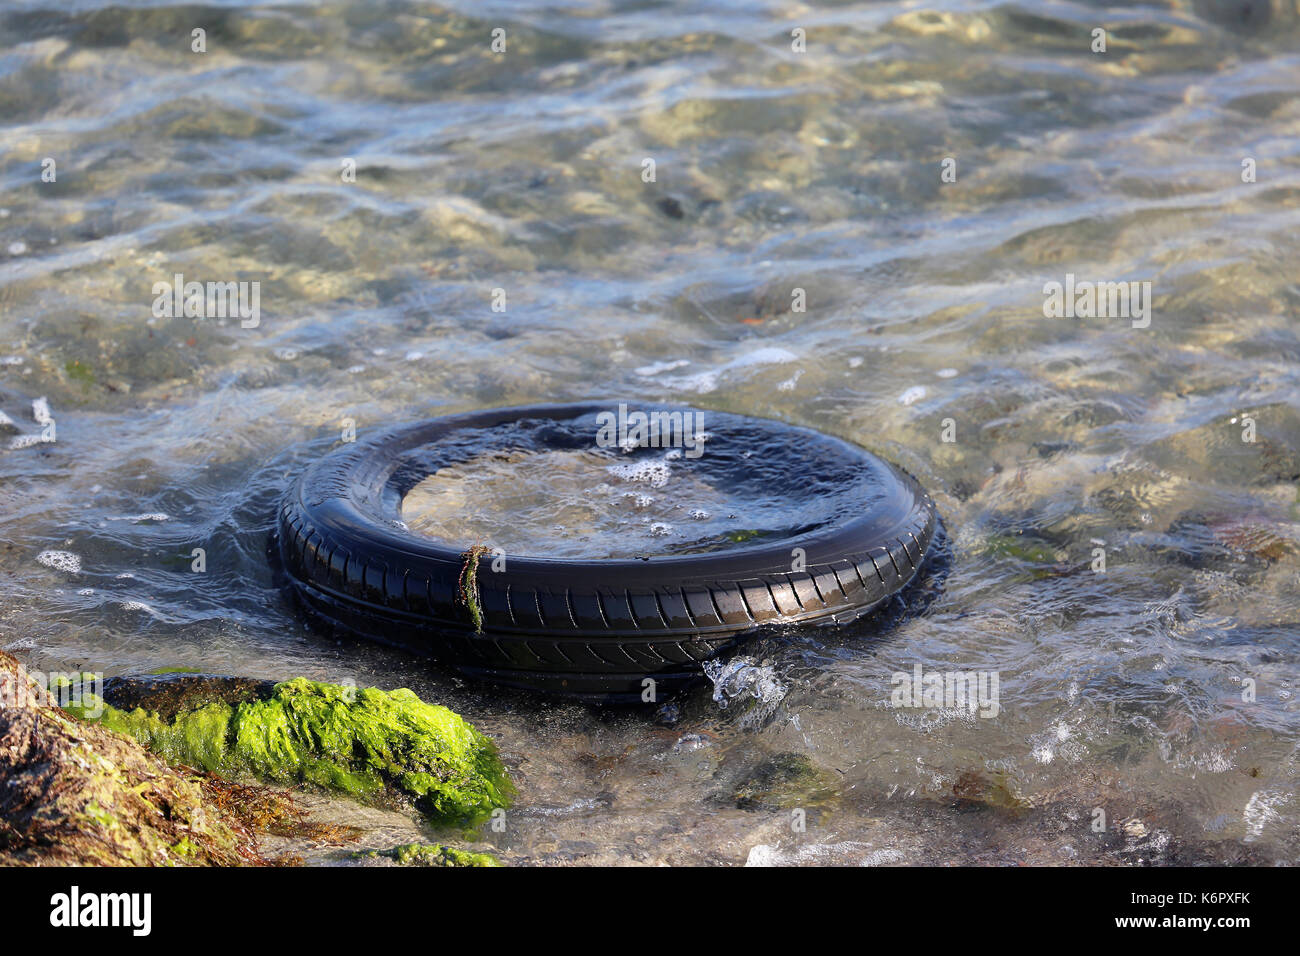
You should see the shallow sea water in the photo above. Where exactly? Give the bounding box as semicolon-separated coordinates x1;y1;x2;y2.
2;0;1299;864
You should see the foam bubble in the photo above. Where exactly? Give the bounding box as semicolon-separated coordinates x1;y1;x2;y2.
37;550;81;573
120;601;162;618
607;460;671;489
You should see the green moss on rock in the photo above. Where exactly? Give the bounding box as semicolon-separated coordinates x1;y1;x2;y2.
364;842;501;867
983;533;1058;564
66;678;512;825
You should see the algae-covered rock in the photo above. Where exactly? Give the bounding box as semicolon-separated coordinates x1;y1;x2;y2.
65;676;513;826
726;752;839;811
0;652;258;866
982;532;1059;564
951;770;1031;814
363;842;501;867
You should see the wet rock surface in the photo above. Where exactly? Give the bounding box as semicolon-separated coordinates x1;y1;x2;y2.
720;751;840;812
357;843;500;867
0;652;261;866
99;673;276;722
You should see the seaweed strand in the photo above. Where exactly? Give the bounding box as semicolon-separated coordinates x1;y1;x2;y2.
458;544;492;634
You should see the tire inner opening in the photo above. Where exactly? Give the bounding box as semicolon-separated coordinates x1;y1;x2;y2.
394;411;888;560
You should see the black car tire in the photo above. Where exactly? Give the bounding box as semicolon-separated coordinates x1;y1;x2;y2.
276;403;938;699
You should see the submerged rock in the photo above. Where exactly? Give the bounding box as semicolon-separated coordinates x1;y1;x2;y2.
982;532;1059;565
64;675;513;826
0;652;258;866
725;752;839;812
951;770;1031;814
361;843;500;867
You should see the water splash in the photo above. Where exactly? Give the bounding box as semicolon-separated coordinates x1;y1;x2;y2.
703;655;788;720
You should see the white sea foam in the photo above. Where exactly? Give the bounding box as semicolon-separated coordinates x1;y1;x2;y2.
607;460;671;489
36;550;81;573
661;347;796;394
745;842;900;867
634;359;689;377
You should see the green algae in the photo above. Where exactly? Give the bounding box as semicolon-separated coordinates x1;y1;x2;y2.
362;842;501;867
983;533;1058;564
65;678;512;826
83;799;117;831
64;359;95;389
458;545;491;633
